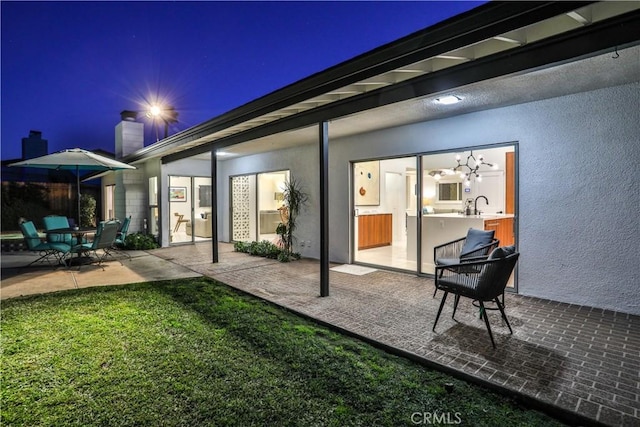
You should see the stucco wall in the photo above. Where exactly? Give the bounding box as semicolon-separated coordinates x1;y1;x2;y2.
217;144;320;258
218;82;639;314
329;82;640;314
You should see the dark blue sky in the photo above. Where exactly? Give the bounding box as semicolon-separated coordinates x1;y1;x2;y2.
1;1;485;161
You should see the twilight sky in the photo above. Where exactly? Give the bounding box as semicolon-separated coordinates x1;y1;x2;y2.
1;1;485;161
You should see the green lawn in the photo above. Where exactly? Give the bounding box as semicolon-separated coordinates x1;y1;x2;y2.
1;278;563;426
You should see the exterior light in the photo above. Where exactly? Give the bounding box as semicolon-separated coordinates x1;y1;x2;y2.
149;105;162;117
435;95;462;105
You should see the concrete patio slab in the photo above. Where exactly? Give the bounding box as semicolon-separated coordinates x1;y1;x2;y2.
1;250;201;300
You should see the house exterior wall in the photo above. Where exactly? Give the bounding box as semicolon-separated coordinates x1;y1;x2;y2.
217;143;320;257
217;82;640;315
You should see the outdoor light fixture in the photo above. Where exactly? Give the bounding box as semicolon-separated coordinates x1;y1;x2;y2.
451;150;498;187
148;105;162;117
434;95;462;105
142;103;179;141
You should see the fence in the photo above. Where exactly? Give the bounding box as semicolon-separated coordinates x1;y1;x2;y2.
1;181;101;233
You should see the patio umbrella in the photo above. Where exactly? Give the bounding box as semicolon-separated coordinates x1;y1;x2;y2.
9;148;136;225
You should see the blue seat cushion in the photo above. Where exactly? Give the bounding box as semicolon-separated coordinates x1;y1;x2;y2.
460;228;495;256
488;245;517;259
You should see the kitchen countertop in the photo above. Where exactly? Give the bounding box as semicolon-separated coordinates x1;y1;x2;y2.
409;213;514;219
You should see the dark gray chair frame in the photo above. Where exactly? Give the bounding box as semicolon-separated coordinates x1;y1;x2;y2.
433;235;499;297
432;251;519;348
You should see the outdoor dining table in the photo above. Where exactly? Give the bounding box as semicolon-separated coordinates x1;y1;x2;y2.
46;227;97;266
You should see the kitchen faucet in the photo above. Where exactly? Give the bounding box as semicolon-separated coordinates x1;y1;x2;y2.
474;195;488;215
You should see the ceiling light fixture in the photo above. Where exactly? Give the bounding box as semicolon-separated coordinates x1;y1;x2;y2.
452;150;498;187
434;95;462;105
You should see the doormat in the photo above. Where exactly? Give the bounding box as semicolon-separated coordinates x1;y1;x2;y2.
330;264;377;276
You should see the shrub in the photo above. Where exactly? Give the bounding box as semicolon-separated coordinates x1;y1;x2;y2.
233;239;300;262
124;232;159;250
80;194;96;227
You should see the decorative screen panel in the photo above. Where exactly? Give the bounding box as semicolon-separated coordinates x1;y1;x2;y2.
231;176;251;241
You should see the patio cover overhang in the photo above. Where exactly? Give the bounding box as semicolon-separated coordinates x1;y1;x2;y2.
121;1;639;166
117;1;640;296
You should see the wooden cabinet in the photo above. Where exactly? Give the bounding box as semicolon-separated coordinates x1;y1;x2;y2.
358;214;392;250
484;217;514;246
505;151;515;214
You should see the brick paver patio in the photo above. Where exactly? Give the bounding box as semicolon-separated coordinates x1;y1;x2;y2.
150;242;640;426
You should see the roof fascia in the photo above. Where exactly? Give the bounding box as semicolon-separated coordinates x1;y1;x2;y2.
125;1;594;164
161;7;639;164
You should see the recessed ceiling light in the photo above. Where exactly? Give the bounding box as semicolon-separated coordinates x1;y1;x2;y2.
434;95;462;105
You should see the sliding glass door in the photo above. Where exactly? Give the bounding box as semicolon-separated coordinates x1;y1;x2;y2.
352;144;517;289
168;175;212;244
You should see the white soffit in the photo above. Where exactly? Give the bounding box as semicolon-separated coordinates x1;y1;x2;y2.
217;43;639;158
177;2;639;160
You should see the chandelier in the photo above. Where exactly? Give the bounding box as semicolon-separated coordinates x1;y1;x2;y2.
452;150;498;187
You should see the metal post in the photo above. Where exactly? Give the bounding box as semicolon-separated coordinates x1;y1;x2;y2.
211;149;219;263
319;121;329;297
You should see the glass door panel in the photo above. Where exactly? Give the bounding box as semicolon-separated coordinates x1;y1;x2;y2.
169;175;191;244
192;177;212;242
353;157;417;271
257;171;289;242
420;146;516;282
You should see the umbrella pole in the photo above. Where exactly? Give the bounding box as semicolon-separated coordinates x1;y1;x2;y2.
77;165;81;226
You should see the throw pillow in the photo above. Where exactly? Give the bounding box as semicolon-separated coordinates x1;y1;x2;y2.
488;245;516;259
460;228;495;256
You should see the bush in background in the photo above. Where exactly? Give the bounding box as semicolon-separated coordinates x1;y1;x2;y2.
1;182;50;231
80;194;96;227
124;232;159;250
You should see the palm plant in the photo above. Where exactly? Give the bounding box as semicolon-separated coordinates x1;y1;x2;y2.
277;176;308;261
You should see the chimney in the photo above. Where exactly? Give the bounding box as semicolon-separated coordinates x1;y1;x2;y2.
21;130;48;159
115;110;144;159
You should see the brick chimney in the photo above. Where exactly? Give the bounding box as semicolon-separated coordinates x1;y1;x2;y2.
115;110;144;159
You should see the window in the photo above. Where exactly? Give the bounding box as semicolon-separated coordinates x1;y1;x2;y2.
438;182;463;201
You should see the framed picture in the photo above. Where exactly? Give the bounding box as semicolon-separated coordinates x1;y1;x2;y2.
354;160;380;206
169;186;187;202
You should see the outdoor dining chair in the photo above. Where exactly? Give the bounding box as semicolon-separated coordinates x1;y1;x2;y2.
19;220;71;266
432;245;519;348
105;216;132;261
433;228;499;297
68;220;120;270
43;215;77;245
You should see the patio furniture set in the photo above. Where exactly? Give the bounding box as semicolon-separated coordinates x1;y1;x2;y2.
19;215;131;270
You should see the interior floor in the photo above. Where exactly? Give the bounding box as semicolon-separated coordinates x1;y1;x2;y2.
355;242;416;271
